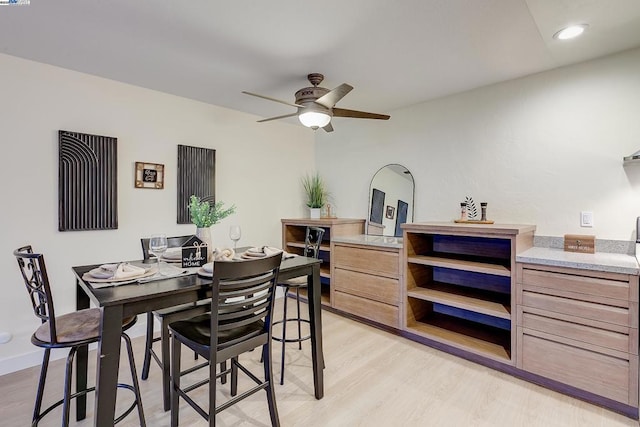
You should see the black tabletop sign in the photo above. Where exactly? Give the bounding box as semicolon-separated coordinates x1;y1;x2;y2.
143;168;158;183
181;235;207;268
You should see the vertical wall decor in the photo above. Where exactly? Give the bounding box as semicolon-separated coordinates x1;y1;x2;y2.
177;144;216;224
58;130;118;231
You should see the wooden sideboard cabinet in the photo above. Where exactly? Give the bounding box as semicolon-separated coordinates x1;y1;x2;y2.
332;240;402;328
281;218;365;306
516;263;639;407
403;222;535;364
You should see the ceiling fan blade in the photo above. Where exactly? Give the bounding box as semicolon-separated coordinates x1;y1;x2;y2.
314;83;354;108
242;91;304;108
322;122;334;133
332;107;390;120
257;112;299;123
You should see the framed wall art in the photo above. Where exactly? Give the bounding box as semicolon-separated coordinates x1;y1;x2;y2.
135;162;164;189
59;130;118;231
385;205;395;220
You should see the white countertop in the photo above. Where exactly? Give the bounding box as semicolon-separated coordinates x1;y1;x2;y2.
516;246;639;275
332;234;403;249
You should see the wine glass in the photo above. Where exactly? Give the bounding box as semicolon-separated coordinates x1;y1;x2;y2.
229;225;241;250
149;234;168;275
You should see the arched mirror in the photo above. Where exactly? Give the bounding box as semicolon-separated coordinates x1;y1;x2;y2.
367;164;414;237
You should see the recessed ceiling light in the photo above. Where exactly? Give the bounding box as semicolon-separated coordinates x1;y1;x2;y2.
553;24;588;40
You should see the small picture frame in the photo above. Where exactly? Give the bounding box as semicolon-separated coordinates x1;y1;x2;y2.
385;205;395;220
135;162;164;189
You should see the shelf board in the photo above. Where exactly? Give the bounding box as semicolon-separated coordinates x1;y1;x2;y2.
320;265;331;279
407;286;510;320
407;255;510;277
407;315;510;361
286;241;331;252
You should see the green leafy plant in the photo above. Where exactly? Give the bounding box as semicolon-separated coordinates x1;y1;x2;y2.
188;195;236;228
301;173;327;208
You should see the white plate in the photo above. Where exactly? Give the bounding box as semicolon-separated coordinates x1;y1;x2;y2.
197;267;213;278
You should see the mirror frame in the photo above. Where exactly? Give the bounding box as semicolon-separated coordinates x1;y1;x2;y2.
366;164;415;237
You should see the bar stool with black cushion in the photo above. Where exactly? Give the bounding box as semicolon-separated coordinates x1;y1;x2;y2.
273;226;324;385
169;253;282;427
14;245;145;427
140;235;220;412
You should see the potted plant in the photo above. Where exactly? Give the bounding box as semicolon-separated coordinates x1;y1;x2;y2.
301;173;327;219
188;195;236;259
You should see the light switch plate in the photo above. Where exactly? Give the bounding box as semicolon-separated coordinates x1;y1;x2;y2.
581;211;594;227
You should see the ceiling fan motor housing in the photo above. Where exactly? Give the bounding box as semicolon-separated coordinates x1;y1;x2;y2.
295;86;331;115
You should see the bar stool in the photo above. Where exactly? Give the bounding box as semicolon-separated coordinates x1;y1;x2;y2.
272;226;324;385
14;245;145;426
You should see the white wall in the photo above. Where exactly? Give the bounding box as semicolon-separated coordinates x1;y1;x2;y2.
317;48;640;242
0;53;315;373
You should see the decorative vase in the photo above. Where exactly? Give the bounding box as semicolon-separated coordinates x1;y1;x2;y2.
309;208;321;219
195;226;213;261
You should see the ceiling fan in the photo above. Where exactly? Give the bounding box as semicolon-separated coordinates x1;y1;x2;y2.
242;73;390;132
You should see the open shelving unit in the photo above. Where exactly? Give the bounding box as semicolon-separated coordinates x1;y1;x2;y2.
403;222;534;364
281;218;365;307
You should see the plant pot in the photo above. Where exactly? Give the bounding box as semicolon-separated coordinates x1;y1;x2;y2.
195;226;212;261
309;208;321;219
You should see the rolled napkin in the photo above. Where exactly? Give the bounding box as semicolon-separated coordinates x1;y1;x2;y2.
213;247;235;261
89;263;146;280
162;247;182;260
241;246;288;259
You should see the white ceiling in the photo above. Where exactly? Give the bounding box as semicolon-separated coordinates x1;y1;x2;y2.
1;0;640;125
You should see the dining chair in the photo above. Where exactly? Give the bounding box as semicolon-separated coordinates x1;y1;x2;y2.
272;226;324;385
14;245;145;427
140;235;215;412
169;253;282;427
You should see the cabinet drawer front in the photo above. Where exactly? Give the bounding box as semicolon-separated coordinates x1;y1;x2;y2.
521;267;630;301
521;311;631;353
521;332;631;404
334;245;399;277
334;268;399;305
334;291;399;328
522;291;630;327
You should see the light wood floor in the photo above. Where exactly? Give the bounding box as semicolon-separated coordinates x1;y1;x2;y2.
1;299;637;427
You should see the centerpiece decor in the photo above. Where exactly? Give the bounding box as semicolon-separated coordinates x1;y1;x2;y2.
188;195;236;260
302;172;328;219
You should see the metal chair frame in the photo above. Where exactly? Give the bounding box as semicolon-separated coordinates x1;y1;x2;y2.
272;226;325;384
139;235;215;412
169;254;282;427
14;245;145;426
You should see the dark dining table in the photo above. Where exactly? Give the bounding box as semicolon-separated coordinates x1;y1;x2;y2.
73;254;323;427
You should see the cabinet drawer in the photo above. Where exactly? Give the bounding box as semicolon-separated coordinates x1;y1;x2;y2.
334;291;399;328
521;266;631;301
334;244;399;277
522;290;632;327
520;309;634;354
334;268;399;305
520;330;634;405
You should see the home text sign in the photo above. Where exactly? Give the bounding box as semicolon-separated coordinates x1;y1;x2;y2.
181;236;208;268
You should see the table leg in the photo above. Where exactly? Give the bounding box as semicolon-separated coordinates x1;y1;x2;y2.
307;263;324;399
75;279;90;421
94;305;124;427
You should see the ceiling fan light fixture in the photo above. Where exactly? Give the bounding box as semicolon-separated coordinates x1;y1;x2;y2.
553;24;588;40
298;111;331;129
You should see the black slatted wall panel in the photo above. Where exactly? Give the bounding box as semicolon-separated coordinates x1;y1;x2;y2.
58;130;118;231
177;144;216;224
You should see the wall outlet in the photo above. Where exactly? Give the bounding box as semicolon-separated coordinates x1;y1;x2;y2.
581;211;594;227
